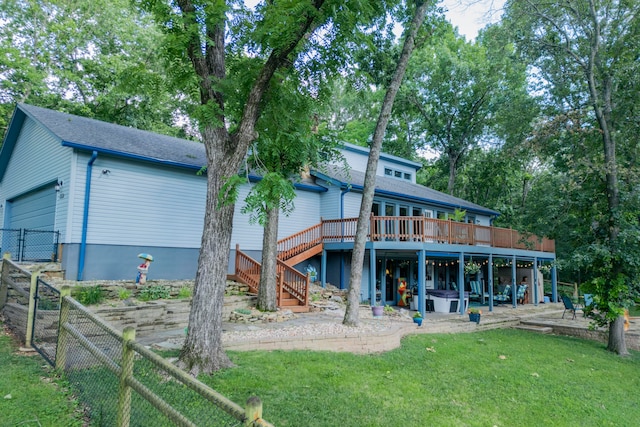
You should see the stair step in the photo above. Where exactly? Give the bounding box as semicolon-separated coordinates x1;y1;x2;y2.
514;325;553;334
279;298;301;306
283;305;310;313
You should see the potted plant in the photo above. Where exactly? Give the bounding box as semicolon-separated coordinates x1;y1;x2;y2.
412;311;423;326
371;302;384;317
467;307;482;324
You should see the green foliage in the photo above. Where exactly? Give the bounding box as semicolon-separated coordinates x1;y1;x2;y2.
234;308;252;315
74;286;105;305
118;288;132;300
0;0;184;137
138;285;170;301
383;304;394;313
0;321;83;426
177;286;192;299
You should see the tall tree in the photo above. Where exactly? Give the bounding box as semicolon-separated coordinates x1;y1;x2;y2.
138;0;396;374
504;0;640;355
0;0;182;137
343;0;432;326
395;22;536;196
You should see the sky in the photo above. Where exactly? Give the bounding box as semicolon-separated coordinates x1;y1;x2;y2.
442;0;506;40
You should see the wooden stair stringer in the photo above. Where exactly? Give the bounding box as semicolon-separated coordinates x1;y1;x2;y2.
282;243;323;267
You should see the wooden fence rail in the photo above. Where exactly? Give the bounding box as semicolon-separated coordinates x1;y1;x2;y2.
56;286;274;427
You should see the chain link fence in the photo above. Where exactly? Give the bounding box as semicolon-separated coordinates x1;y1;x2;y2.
56;289;273;427
31;277;60;365
0;228;59;262
1;258;274;427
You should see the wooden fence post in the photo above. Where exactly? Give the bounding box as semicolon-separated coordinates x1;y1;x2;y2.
117;326;136;427
0;253;10;309
24;269;39;349
55;286;72;372
245;396;263;426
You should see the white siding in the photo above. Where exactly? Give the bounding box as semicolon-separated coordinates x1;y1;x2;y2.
69;154;207;247
0;117;72;234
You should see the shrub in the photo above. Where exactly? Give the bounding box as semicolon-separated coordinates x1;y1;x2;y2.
118;288;132;300
176;286;192;299
75;286;104;305
138;285;170;301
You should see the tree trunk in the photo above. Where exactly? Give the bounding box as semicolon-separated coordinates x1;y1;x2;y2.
257;205;279;311
179;128;238;374
173;0;328;374
343;1;430;326
447;154;457;195
607;315;629;356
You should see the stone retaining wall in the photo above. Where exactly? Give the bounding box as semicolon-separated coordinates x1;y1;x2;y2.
90;295;256;338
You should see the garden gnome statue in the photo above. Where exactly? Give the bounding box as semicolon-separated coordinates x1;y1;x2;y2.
136;253;154;285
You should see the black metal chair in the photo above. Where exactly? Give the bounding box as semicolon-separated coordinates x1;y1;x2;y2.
561;295;581;319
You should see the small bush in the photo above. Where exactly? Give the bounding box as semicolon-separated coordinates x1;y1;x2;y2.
75;286;104;305
138;285;170;301
176;286;192;299
235;308;252;315
118;288;132;300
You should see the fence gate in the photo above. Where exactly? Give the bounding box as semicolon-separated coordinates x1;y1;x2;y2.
0;228;59;262
30;277;60;366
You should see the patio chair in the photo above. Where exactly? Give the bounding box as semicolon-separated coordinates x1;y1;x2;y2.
516;284;528;305
493;284;511;305
561;295;581;320
469;281;481;301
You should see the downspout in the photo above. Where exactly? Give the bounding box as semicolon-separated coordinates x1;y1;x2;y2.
339;186;351;289
77;151;98;281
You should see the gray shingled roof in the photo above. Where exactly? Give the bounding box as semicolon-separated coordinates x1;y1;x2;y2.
314;166;500;217
19;103;207;169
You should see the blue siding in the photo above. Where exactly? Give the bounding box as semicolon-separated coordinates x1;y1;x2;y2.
8;185;56;230
69;154;206;247
0;117;71;232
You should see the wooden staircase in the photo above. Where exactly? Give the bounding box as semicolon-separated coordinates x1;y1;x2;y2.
234;223;324;312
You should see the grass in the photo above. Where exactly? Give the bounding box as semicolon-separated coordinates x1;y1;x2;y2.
5;323;640;426
201;330;640;427
0;324;83;427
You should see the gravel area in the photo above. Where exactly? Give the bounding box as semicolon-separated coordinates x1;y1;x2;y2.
222;319;397;343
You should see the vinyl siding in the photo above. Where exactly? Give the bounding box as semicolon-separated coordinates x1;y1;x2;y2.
69;153;206;247
0;117;71;232
342;191;364;218
232;183;323;251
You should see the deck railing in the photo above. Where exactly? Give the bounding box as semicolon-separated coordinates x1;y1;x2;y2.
277;223;323;260
324;216;554;253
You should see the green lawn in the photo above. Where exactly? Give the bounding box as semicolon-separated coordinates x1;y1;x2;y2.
3;322;640;427
204;330;640;427
0;324;83;427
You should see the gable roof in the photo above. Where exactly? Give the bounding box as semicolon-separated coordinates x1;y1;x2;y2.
311;166;500;217
0;104;207;181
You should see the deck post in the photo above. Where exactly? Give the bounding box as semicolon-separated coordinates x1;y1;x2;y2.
369;247;376;305
418;249;425;317
488;254;494;312
458;253;465;314
511;255;517;308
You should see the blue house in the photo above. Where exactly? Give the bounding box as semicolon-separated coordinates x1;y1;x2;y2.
0;104;556;313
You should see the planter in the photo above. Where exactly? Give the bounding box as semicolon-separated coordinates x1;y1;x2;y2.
413;317;423;327
469;313;481;324
372;306;384;317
